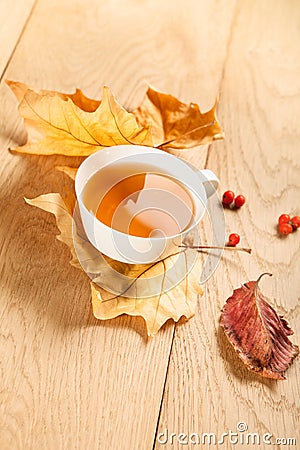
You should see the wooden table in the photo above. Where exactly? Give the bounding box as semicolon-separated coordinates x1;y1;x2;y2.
1;1;299;449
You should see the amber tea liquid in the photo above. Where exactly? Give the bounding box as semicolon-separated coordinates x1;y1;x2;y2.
83;162;195;238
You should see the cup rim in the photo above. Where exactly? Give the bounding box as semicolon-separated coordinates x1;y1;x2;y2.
75;145;207;242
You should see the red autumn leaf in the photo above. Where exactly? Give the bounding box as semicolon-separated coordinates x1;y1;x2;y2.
220;273;299;380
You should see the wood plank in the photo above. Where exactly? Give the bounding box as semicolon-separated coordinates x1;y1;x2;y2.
0;0;236;448
0;0;36;79
155;1;300;448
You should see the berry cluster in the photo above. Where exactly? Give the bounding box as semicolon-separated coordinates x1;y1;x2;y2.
278;214;300;236
222;190;246;209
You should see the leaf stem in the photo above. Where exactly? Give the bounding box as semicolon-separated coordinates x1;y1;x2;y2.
156;120;217;148
179;244;252;254
256;272;272;285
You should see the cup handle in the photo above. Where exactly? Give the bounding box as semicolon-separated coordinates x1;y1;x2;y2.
197;169;219;198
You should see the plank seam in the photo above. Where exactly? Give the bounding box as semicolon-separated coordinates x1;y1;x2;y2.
204;1;240;168
151;325;176;450
0;0;38;83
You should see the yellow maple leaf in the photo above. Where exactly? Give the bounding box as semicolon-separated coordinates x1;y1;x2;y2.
6;80;153;156
134;85;224;149
25;191;202;336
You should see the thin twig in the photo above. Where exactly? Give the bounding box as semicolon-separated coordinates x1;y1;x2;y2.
179;244;252;254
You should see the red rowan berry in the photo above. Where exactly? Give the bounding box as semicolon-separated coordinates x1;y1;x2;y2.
234;195;246;208
279;223;293;235
222;190;235;206
278;214;290;225
228;233;240;246
291;216;300;230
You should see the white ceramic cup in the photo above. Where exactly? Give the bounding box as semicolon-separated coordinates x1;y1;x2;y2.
75;145;219;264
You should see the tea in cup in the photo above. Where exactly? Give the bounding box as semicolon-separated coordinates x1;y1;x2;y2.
75;145;219;264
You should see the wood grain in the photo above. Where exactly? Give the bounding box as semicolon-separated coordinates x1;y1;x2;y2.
0;0;36;79
0;0;236;449
155;1;300;449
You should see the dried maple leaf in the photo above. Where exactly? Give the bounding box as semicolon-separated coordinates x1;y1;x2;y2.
220;273;299;379
7;80;223;155
6;80;153;156
25;191;202;336
134;86;224;149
